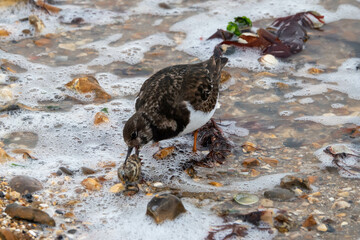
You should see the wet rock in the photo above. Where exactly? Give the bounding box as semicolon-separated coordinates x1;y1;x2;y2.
5;203;55;226
283;138;304;148
158;2;171;9
0;229;18;240
280;175;311;191
331;200;350;210
317;223;327;232
109;183;125;193
0;147;15;163
67;229;77;234
302;214;317;229
260;198;274;207
122;184;139;196
0;29;10;37
0;86;13;102
2;132;38;148
9;175;43;194
81;167;96;175
65;76;111;103
264;188;295;201
94;112;109;125
242;158;260;167
59;43;76;51
241;142;259;153
81;178;101;191
59;167;74;176
8;191;20;200
146;193;186;224
208;181;223;187
153;146;175;160
259;157;279;166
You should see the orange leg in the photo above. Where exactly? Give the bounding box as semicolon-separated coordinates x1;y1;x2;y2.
193;130;199;152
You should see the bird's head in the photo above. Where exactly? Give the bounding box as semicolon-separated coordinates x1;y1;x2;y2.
123;112;153;161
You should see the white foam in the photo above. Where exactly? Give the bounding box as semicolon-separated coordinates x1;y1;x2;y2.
279;110;293;116
298;97;314;104
296;115;360;126
331;103;345;109
81;33;175;66
291;59;360;100
129;0;193;16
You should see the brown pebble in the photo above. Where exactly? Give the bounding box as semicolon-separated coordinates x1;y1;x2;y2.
242;158;260;167
146;193;186;224
81;167;96;175
9;175;43;194
5;203;55;226
0;229;18;240
59;167;74;176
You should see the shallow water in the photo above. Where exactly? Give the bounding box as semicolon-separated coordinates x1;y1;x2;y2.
0;0;360;239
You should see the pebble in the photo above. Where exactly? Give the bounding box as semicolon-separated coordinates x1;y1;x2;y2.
55;56;69;62
331;200;351;210
280;175;311;191
146;193;186;224
264;188;295;201
0;73;6;84
317;223;327;232
337;192;349;197
153;182;164;188
94;112;109;125
260;198;274;207
341;221;348;226
8;191;20;200
68;229;77;234
59;167;74;176
0;87;13;102
81;178;101;191
242;158;260;167
58;43;77;51
5;203;55;226
81;167;96;175
9;175;43;194
0;229;17;240
109;183;125;193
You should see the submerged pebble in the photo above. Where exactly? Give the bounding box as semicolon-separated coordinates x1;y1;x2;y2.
9;175;43;194
264;188;296;201
5;203;55;226
146;193;186;224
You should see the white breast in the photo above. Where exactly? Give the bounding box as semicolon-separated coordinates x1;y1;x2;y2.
180;99;218;136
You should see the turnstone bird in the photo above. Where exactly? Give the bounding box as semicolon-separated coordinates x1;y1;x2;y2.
123;55;228;161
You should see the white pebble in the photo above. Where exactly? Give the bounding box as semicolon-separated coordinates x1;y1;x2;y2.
0;73;6;84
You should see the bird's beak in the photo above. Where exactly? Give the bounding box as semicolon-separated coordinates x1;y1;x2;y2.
124;146;133;163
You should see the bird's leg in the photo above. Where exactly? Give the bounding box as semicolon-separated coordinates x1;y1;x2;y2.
193;129;199;152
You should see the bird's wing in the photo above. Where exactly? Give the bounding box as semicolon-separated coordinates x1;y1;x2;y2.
135;65;187;132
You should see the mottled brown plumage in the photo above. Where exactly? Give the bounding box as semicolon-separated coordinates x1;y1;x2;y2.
123;55;228;161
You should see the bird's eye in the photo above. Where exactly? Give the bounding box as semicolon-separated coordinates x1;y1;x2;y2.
130;131;137;139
